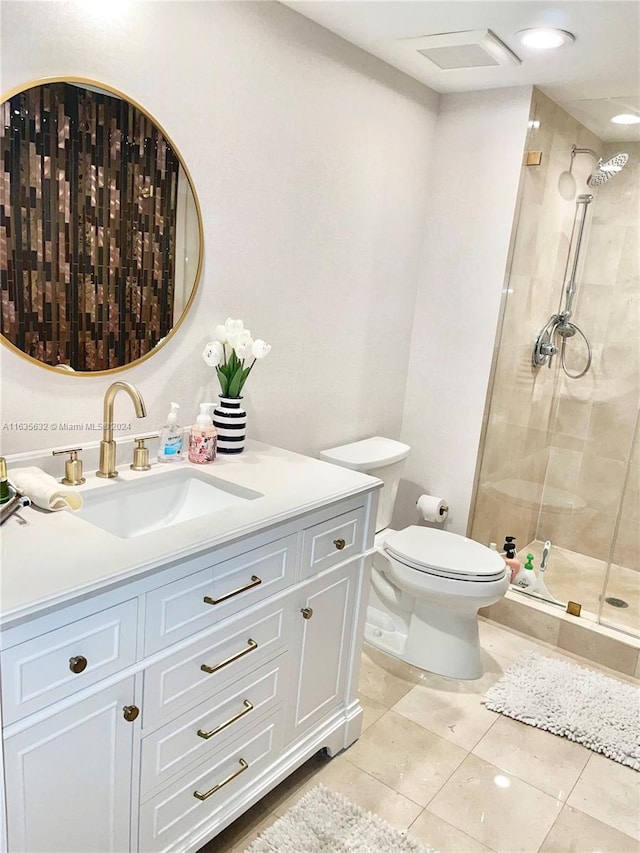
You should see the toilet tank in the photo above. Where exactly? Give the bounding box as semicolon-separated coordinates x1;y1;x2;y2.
319;437;410;532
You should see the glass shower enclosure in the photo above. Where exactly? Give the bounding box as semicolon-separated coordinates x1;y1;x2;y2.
469;90;639;638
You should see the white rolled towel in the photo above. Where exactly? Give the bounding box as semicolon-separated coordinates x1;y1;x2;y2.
9;467;84;511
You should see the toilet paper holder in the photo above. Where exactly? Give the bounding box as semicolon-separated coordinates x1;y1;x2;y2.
416;494;449;523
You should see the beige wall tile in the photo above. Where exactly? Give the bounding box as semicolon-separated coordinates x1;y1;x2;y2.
610;445;639;567
607;284;639;344
610;524;640;572
575;282;613;343
554;394;592;442
546;446;583;491
616;224;639;288
582;220;627;286
579;453;627;513
587;392;638;462
481;595;561;646
557;620;640;675
477;618;553;661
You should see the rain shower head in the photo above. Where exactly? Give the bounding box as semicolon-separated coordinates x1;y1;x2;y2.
571;145;629;187
587;151;629;186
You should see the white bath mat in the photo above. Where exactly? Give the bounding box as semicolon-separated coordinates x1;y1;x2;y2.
245;784;435;853
483;650;640;770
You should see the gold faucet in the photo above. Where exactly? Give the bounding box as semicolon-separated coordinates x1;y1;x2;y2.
97;381;147;478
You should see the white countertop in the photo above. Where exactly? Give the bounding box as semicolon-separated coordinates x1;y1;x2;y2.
0;440;380;626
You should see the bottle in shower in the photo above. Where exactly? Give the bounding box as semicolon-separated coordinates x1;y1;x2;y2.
502;536;521;584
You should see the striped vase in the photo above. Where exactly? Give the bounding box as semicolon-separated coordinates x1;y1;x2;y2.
212;395;247;454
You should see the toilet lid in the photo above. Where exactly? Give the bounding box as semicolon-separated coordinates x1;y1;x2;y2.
383;526;507;581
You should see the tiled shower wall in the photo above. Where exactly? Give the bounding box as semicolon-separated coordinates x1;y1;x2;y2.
471;90;639;573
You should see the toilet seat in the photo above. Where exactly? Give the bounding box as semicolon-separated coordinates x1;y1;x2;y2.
382;526;507;583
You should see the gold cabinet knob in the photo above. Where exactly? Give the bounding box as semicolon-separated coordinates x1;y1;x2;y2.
333;538;346;550
123;705;140;722
69;655;88;674
301;607;313;619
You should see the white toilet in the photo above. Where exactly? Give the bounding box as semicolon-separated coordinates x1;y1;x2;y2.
320;437;509;680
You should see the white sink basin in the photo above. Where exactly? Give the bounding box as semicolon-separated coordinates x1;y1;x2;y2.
74;468;263;539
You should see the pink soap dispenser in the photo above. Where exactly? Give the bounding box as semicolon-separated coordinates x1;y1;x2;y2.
188;404;217;464
502;536;521;583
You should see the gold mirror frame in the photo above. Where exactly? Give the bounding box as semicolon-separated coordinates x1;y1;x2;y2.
0;76;204;376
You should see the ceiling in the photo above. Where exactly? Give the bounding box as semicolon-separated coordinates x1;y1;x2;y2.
283;1;640;142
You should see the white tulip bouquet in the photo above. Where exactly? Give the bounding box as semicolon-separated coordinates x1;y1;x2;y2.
202;318;271;398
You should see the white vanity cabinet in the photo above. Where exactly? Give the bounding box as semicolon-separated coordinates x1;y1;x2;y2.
0;485;377;853
3;678;137;853
290;561;360;739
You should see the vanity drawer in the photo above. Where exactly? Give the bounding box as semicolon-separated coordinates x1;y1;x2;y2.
139;712;284;852
142;598;287;729
301;505;366;577
1;599;138;725
140;656;286;799
144;533;296;654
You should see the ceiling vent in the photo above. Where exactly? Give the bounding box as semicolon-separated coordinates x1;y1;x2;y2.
402;29;521;70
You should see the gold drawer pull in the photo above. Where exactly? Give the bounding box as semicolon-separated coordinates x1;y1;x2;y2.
301;607;313;619
197;700;254;740
69;655;88;674
333;538;346;550
193;758;249;801
203;575;262;606
200;639;258;674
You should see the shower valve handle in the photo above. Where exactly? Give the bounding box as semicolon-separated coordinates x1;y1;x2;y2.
539;342;557;356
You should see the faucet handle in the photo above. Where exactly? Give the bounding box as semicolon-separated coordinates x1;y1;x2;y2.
52;447;85;486
130;435;156;472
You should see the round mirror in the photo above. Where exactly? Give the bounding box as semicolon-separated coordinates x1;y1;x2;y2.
0;77;203;374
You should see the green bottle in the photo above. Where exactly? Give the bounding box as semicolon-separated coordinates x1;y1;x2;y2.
524;553;536;580
0;457;10;504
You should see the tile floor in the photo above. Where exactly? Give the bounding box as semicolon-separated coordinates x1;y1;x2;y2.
202;618;640;853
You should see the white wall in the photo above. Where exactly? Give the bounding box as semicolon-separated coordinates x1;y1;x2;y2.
0;0;438;456
1;4;533;535
398;88;532;534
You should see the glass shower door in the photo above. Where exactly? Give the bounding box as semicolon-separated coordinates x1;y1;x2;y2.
598;407;640;636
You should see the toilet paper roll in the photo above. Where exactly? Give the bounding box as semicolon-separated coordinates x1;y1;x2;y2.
416;494;448;523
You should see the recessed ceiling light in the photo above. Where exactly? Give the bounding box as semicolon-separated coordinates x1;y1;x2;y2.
516;28;575;49
610;113;640;125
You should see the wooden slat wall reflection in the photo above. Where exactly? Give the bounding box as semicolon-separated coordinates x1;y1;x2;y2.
0;82;178;370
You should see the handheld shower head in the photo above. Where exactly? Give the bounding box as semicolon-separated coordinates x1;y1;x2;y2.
556;322;576;338
570;145;629;187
